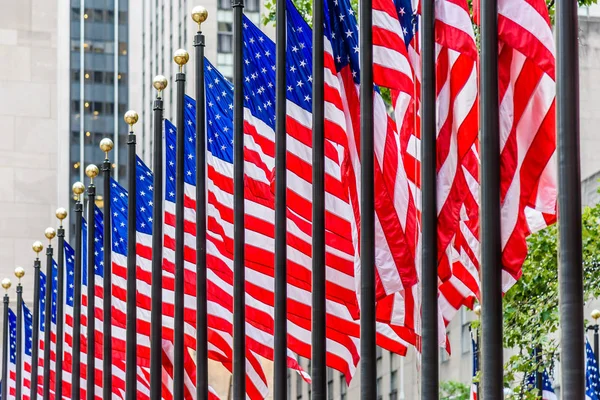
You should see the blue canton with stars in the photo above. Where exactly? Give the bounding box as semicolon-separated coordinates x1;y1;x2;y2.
393;0;418;48
525;366;555;396
110;157;155;257
243;15;276;129
64;241;77;308
8;308;16;364
324;0;361;83
39;267;58;335
587;339;600;399
22;302;33;358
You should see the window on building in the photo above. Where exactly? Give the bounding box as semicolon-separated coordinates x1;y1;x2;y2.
376;346;383;360
71;7;80;21
118;11;127;25
461;307;471;354
307;360;312;400
441;343;450;363
288;371;291;400
296;365;303;400
340;374;347;400
390;369;398;400
218;22;233;54
246;0;260;12
327;369;334;400
218;0;230;10
376;377;383;400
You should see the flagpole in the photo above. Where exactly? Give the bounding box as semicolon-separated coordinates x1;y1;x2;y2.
557;0;585;392
72;181;86;400
85;164;99;400
311;0;326;397
30;241;43;400
358;0;377;398
420;0;439;393
232;0;246;397
274;0;288;397
55;207;68;400
1;279;10;400
99;139;113;400
150;76;167;399
43;228;55;400
480;0;503;391
173;49;189;400
192;7;209;400
15;267;24;400
124;110;139;400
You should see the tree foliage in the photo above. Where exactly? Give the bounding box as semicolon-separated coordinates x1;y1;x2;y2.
440;380;470;399
492;200;600;397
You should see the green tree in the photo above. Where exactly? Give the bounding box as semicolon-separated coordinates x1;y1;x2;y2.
440;380;470;399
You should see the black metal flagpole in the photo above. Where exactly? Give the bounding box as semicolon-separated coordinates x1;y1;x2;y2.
359;1;377;399
232;0;246;398
85;164;99;400
557;0;584;393
43;228;55;400
480;0;503;393
15;267;24;400
150;75;167;399
274;0;288;398
72;181;86;400
173;49;189;400
1;278;10;400
124;110;139;400
99;138;113;400
55;207;67;400
312;0;326;397
192;6;209;400
30;241;43;400
420;0;439;394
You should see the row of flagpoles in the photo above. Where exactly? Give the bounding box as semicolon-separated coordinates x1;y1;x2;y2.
0;0;587;397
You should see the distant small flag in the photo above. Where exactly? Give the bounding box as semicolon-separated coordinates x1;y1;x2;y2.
471;337;478;400
586;339;600;400
525;366;557;400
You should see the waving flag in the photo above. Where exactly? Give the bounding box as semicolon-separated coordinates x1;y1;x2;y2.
525;367;557;400
587;340;600;400
8;308;16;398
21;303;34;400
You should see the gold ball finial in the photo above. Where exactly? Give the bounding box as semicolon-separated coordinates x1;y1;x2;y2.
32;241;43;255
14;267;25;281
173;49;189;71
124;110;139;129
44;227;56;242
100;138;114;155
592;309;600;321
153;75;168;96
72;181;85;201
86;164;100;182
474;305;482;317
1;279;11;291
191;6;209;29
56;207;68;222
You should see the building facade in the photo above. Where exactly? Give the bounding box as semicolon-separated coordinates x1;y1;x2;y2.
0;0;59;297
66;0;130;225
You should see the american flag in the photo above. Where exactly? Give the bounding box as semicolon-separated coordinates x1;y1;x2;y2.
586;339;600;400
37;267;56;399
21;303;33;400
525;366;557;400
470;337;478;400
7;308;16;398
